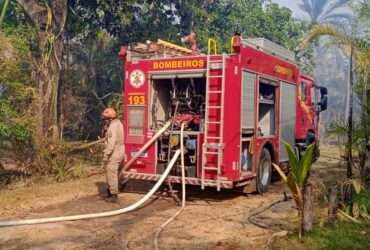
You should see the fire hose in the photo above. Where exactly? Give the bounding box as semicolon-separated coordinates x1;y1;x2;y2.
0;120;186;228
154;122;186;250
123;120;172;172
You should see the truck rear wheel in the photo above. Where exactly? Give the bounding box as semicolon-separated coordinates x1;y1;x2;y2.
256;148;272;193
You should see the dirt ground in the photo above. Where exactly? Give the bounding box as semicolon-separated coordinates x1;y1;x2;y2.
0;145;342;250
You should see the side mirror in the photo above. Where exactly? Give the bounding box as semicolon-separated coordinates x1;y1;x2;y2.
320;86;328;96
320;95;328;111
319;87;328;112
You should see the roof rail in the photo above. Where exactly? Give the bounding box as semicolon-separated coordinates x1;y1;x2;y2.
242;38;296;63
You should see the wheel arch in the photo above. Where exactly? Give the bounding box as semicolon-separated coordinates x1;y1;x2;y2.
307;128;315;134
307;129;316;140
255;141;274;193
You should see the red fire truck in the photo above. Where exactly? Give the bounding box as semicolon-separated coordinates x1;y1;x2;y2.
118;34;327;193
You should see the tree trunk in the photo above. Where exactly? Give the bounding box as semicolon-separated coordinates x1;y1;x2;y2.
298;209;304;240
328;184;338;224
34;35;64;141
17;0;68;142
360;71;369;185
347;45;354;178
303;183;313;232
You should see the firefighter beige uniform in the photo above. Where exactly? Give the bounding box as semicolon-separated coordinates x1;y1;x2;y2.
103;118;125;195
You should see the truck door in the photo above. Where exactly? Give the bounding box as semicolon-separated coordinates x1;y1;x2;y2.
300;79;315;130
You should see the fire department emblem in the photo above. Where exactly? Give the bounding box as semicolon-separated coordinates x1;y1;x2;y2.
129;70;145;88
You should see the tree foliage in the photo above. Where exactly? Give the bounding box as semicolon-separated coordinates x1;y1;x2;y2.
69;0;303;51
300;24;370;72
0;28;34;161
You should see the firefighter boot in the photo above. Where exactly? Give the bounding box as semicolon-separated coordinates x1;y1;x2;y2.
98;187;110;199
104;191;118;203
105;194;118;203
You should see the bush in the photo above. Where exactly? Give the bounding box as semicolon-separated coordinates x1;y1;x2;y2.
366;174;370;187
354;189;370;215
0;30;35;169
0;101;33;142
273;221;370;250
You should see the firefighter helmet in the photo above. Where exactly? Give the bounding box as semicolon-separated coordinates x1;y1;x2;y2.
101;108;117;120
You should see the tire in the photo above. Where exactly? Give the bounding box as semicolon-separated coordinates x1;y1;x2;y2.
256;148;272;193
305;131;316;145
305;131;320;162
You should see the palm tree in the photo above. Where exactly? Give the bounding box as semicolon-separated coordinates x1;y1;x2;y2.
298;1;353;113
299;24;370;181
298;0;352;24
273;143;315;239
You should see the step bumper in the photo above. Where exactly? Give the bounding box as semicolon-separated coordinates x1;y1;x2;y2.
122;171;234;189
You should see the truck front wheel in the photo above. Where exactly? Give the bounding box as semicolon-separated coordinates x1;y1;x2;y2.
256;148;272;193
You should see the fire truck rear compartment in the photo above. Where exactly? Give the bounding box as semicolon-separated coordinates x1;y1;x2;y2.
150;77;206;178
258;81;276;137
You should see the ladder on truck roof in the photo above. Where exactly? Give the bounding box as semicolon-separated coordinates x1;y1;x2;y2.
201;53;226;191
128;39;193;60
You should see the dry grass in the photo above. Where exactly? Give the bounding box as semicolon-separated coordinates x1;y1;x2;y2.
0;175;103;217
0;32;19;76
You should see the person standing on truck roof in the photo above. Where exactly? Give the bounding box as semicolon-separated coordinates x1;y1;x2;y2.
101;107;125;203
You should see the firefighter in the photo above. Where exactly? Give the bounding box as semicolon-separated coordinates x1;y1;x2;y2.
101;107;125;203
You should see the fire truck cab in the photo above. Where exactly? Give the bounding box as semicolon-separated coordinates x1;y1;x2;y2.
119;35;327;192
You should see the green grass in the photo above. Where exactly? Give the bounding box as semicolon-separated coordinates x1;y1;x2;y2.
273;221;370;250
